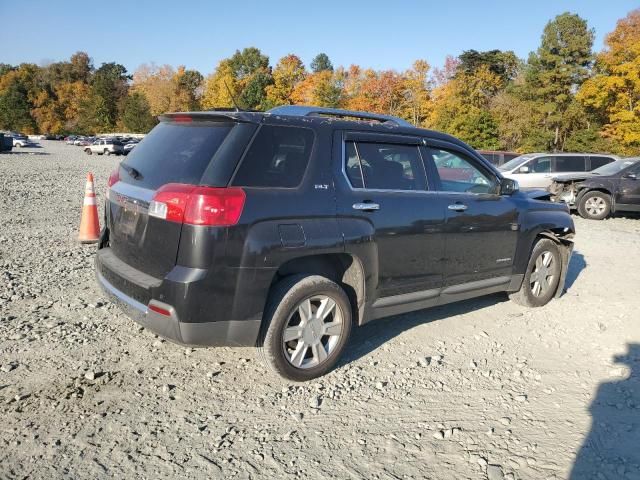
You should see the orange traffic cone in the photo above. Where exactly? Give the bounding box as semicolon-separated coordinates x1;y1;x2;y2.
78;173;100;244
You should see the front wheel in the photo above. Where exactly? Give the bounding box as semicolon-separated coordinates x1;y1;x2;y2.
258;275;352;381
104;149;111;156
578;191;611;220
509;238;562;308
85;149;92;155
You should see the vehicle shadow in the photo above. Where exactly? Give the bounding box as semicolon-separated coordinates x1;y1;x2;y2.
340;251;587;368
569;343;640;480
566;250;586;291
339;293;508;367
4;151;49;156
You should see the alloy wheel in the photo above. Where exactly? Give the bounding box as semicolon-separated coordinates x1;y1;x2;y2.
585;196;606;216
530;251;555;297
282;295;344;369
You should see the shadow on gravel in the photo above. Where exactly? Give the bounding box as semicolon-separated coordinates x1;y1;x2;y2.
566;250;587;291
570;343;640;480
339;293;508;367
3;151;49;156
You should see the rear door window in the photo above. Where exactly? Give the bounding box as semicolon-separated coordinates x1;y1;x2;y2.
528;157;552;173
590;156;614;169
232;125;314;188
346;141;426;191
120;121;233;190
555;156;586;172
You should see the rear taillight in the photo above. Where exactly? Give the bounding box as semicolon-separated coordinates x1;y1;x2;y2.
107;168;120;188
106;168;120;201
149;183;246;226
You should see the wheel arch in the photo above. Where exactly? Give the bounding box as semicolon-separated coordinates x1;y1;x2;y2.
267;253;366;327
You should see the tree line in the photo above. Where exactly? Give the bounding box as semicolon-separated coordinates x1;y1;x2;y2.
0;9;638;155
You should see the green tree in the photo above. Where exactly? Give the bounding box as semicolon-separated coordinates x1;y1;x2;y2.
86;62;130;131
310;53;333;73
457;49;520;85
526;12;595;150
0;81;35;132
120;92;157;132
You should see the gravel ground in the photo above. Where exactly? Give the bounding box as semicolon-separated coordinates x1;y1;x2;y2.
1;141;639;480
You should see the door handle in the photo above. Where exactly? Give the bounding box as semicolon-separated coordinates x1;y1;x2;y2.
448;204;468;211
353;202;380;211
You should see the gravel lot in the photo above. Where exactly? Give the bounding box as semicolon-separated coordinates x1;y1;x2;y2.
1;141;639;480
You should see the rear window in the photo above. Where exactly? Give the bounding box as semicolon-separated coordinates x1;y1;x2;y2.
119;121;233;190
232;125;314;188
555;156;586;172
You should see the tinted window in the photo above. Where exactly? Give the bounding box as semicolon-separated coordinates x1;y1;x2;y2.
590;156;614;169
233;125;314;188
528;157;551;173
347;142;425;190
429;148;496;194
555;156;586;172
120;121;232;190
345;142;363;188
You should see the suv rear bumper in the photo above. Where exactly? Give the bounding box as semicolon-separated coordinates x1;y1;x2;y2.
95;250;261;347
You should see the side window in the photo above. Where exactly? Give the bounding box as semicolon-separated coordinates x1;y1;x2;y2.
529;157;552;173
345;142;363;188
555;156;586;172
233;125;314;188
346;142;425;190
590;156;613;170
429;148;497;194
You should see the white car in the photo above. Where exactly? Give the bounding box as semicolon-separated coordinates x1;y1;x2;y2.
499;153;618;190
84;138;124;155
11;135;33;148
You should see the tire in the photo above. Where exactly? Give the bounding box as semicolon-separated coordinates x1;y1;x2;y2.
258;275;352;381
85;149;92;155
578;191;611;220
509;238;562;308
104;149;111;156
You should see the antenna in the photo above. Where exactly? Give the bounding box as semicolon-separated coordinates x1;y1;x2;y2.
223;80;241;112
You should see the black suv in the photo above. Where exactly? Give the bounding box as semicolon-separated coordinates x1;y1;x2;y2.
96;106;575;381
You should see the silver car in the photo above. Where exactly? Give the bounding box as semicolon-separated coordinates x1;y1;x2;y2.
499;153;619;190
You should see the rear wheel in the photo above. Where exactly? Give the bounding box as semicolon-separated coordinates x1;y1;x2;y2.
578;191;611;220
104;149;111;156
85;149;92;155
509;238;562;307
258;275;352;381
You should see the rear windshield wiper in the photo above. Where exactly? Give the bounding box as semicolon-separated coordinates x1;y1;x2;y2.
121;164;143;180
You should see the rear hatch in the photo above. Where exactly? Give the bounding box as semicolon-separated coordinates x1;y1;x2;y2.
105;116;255;278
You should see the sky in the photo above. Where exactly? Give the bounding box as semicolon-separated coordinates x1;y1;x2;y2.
1;0;637;76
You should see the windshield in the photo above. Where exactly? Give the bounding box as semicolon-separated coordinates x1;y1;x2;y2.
499;154;533;171
592;159;639;176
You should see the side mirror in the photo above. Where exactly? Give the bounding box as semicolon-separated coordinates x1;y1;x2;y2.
500;178;519;195
624;172;637;180
518;165;530;174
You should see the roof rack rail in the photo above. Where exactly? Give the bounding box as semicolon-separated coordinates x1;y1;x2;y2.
266;105;413;128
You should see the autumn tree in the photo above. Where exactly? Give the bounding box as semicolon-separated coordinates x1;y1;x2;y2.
265;54;306;107
430;65;502;149
577;9;640;154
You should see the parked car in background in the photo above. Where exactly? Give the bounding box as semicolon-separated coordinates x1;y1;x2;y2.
65;136;78;144
550;158;640;220
96;105;575;381
10;133;33;148
478;150;520;166
123;140;139;155
85;138;124;155
499;153;618;190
